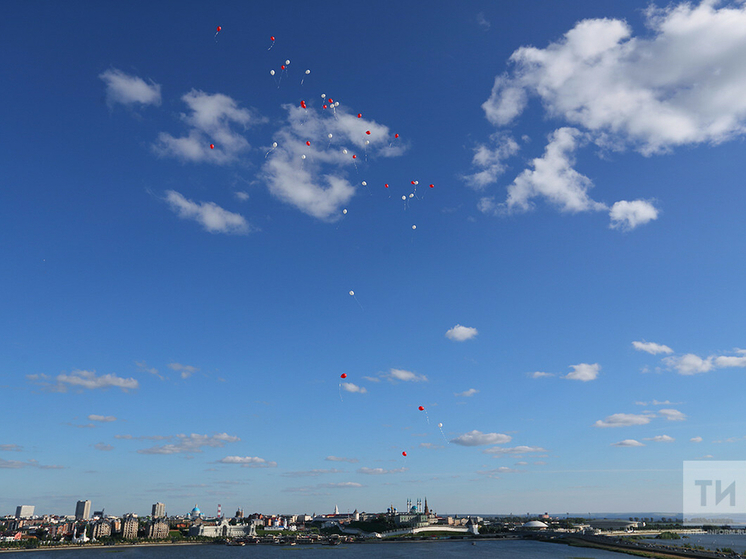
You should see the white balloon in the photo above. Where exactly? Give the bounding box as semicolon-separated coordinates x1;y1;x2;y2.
272;142;278;148
342;209;347;214
305;69;311;75
365;140;370;145
438;423;443;428
361;181;367;186
412;225;416;230
328;133;333;139
402;196;406;201
342;149;348;154
285;59;290;65
409;193;414;198
301;154;306;159
270;70;275;76
321;93;326;98
414;181;419;185
349;290;354;296
334;101;339;107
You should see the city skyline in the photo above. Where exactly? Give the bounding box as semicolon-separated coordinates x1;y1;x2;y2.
2;0;745;516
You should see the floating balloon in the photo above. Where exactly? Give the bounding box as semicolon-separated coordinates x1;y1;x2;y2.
210;144;214;149
321;93;326;98
402;451;407;457
281;65;285;70
385;183;389;188
216;26;221;32
395;133;399;138
272;142;278;148
342;209;347;215
414;181;419;185
271;36;275;41
342;149;348;154
323;105;327;109
366;131;371;135
357;113;362;118
214;26;222;41
268;36;275;50
328;133;333;139
349;290;354;296
438;423;443;428
409;193;414;198
411;181;415;185
285;59;290;65
418;406;424;411
334;101;339;107
429;184;434;188
301;154;306;159
341;373;347;379
328;98;333;103
412;225;417;230
365;140;370;145
361;181;367;186
352;154;357;159
402;195;406;200
300;100;307;109
305;69;311;75
270;70;275;76
306;141;311;146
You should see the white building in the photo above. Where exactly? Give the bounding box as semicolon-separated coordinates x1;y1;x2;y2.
15;505;34;519
152;502;166;518
75;500;91;520
189;518;257;538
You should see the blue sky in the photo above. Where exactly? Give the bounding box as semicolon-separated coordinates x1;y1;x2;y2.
2;0;746;518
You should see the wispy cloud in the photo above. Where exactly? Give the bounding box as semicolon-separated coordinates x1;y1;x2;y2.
454;388;478;397
382;368;428;383
27;370;138;392
357;467;407;475
135;361;164;380
216;456;277;468
483;445;547;455
659;408;686;421
463;135;518;189
476;12;491;31
88;415;116;423
93;443;114;451
138;433;240;455
0;458;64;469
445;324;479;341
691;437;703;443
167;362;200;379
282;469;344;478
451;430;512;446
0;444;23;452
632;341;674;355
594;413;653;428
164;190;250;235
341;382;367;394
528;371;554;379
99;68;161;108
644;435;675;442
325;456;359;463
478;466;520;478
611;439;645;447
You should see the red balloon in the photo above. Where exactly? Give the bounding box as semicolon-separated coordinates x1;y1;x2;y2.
385;183;389;188
328;98;333;103
352;155;357;159
411;181;415;185
402;451;407;457
271;36;275;41
340;373;347;379
429;184;434;188
300;100;307;109
418;406;424;411
210;144;214;149
216;26;221;32
323;104;327;109
281;65;285;70
306;141;310;146
366;131;371;135
394;133;399;138
357;113;362;118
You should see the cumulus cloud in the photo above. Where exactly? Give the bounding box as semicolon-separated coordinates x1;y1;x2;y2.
455;388;479;397
153;90;259;164
528;371;554;378
341;382;367;394
462;135;519;189
99;68;161;107
664;349;746;374
325;456;359;463
659;408;687;421
644;435;675;442
451;430;512;446
691;436;703;443
594;413;653;428
357;467;407;475
216;456;277;468
261;104;404;221
565;362;600;381
445;324;479;341
609;200;659;230
88;415;116;423
27;370;138;392
612;439;645;447
383;368;428;383
483;3;746;153
632;341;674;355
483;445;547;455
164;190;250;235
138;433;240;455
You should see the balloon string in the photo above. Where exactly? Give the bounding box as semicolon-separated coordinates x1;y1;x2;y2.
424;409;430;425
352;294;363;310
338;382;344;403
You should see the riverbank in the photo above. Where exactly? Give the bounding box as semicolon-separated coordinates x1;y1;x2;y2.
0;541;211;553
546;534;741;559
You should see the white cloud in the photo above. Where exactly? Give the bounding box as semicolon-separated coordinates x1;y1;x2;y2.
0;458;64;469
714;352;746;368
88;415;116;422
612;439;645;447
154;90;261;164
665;349;746;374
319;482;363;489
483;4;746;154
455;388;479;397
164;191;250;235
325;456;359;463
691;436;703;443
234;191;250;202
478;466;520;478
384;368;428;383
477;12;491;31
528;371;554;378
594;413;653;428
261;104;404;221
483;445;547;455
632;341;674;355
357;467;407;475
49;370;138;392
341;382;367;394
168;362;199;378
217;456;277;468
451;430;512;446
610;200;659;230
565;362;600;381
135;361;163;380
138;433;240;454
445;324;479;341
644;435;675;442
659;408;687;421
462;135;519;189
93;443;114;451
0;445;22;452
99;68;161;107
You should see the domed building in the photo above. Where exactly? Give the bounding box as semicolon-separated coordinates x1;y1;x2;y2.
190;505;202;521
522;520;548;530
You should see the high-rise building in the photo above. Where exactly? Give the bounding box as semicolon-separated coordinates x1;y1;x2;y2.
15;505;34;518
75;500;91;520
151;502;165;518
